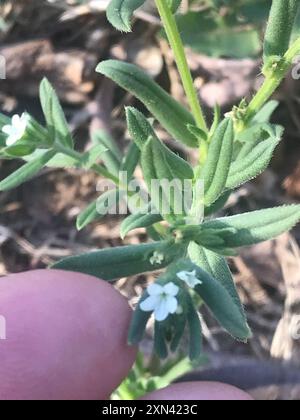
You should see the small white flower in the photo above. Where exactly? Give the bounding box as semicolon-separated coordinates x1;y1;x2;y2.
177;270;202;289
140;282;179;322
149;251;164;265
2;113;30;146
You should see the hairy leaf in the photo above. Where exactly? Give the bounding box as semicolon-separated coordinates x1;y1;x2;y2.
185;292;202;360
264;0;300;59
76;190;121;230
80;144;108;169
252;100;279;124
126;107;157;150
39;78;73;148
52;241;183;281
201;118;234;206
154;322;168;359
227;126;283;189
141;136;193;221
96;60;198;147
106;0;146;32
120;209;163;239
92;130;121;176
188;243;246;320
121;142;140;180
128;290;152;345
0;150;56;191
170;259;251;341
201;205;300;249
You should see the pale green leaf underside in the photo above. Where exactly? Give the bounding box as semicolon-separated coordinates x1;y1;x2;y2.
106;0;146;32
202;205;300;248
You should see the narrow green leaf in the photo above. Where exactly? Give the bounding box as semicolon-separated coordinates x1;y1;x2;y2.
51;240;183;281
170;314;186;352
80;144;108;169
3;144;35;157
188;242;246;319
76;201;98;231
175;259;251;341
76;190;121;230
147;225;163;241
106;0;146;32
39;78;73;148
184;292;202;360
141;136;193;221
0;150;56;191
121;142;140;180
210;104;221;138
125;107;157;150
202;205;300;249
204;191;231;216
227;126;282;190
120;209;162;239
128;290;152;345
154;322;168;359
264;0;300;60
96;60;198;147
194;274;251;341
93;130;122;159
187;124;207;143
200;118;234;206
252;100;279;124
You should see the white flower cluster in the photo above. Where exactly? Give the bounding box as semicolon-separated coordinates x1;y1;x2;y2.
149;251;164;265
2;113;30;146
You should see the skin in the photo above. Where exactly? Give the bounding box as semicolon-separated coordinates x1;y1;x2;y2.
0;270;253;401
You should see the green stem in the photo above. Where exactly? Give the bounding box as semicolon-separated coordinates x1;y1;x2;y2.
54;144;120;185
155;357;194;386
245;37;300;123
55;144;169;234
155;0;208;132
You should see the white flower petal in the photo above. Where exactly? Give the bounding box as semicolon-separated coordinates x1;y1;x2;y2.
150;251;164;265
177;271;189;282
147;283;163;296
177;270;202;288
2;125;12;135
154;299;169;322
166;296;178;314
21;112;29;121
140;295;160;312
163;282;179;297
2;113;30;147
6;136;19;146
12;115;21;126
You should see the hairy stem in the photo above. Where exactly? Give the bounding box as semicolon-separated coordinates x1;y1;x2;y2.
245;37;300;123
54;144;120;185
155;0;208;132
